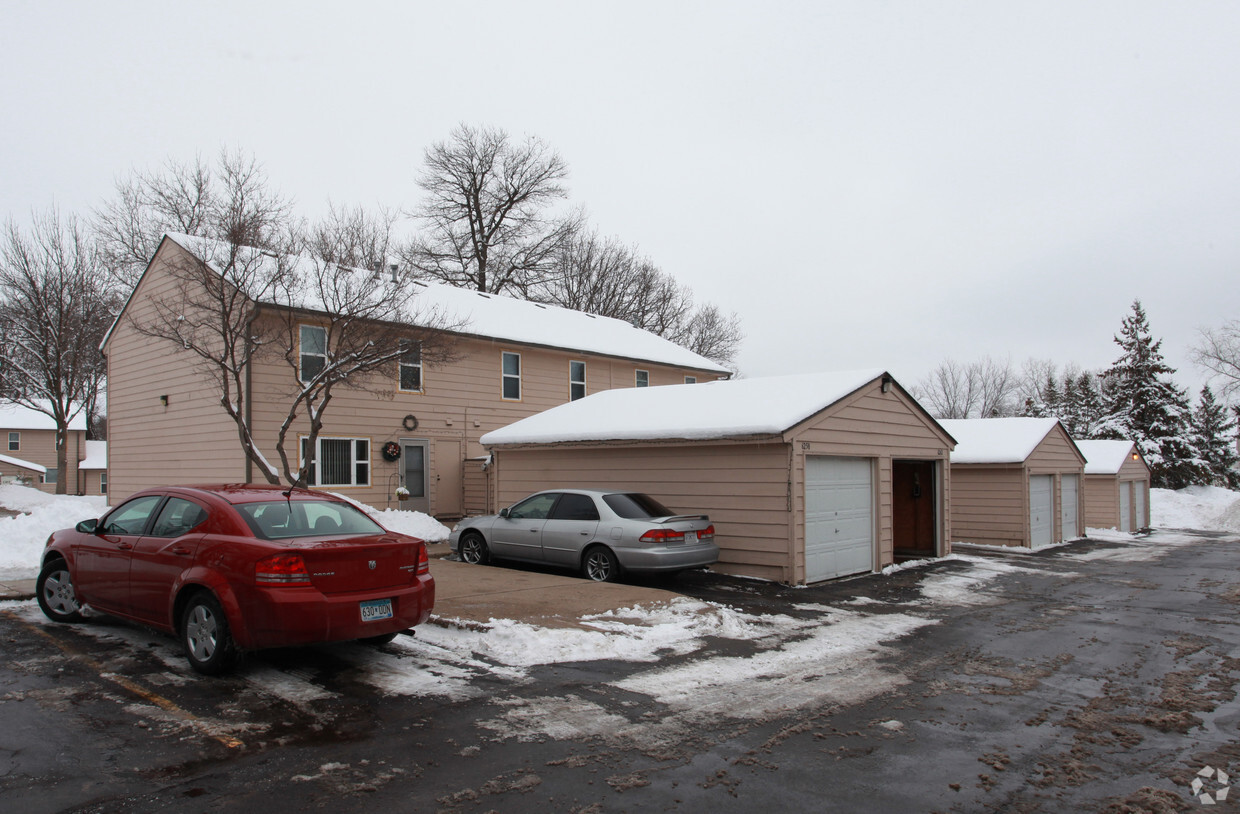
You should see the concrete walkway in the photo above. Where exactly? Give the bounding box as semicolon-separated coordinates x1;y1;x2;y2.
0;546;685;629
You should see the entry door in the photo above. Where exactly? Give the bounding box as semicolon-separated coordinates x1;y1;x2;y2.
1133;482;1147;530
401;439;430;514
893;460;937;556
804;456;874;582
1029;475;1053;547
1060;475;1079;541
1119;482;1133;532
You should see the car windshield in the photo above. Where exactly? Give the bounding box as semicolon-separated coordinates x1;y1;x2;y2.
235;499;386;540
602;493;674;519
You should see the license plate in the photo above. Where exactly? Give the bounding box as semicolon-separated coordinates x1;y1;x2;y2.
360;598;393;622
684;531;697;543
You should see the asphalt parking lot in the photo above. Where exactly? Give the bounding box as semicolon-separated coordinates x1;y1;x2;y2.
3;530;1240;813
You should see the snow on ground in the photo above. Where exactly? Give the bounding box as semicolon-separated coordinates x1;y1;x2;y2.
0;486;105;581
1152;485;1240;532
0;484;448;581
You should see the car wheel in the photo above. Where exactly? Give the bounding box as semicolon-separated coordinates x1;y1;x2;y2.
459;532;490;565
360;631;400;646
181;592;238;676
582;546;620;583
36;559;83;623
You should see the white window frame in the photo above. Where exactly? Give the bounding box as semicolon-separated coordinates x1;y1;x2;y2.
299;324;327;383
635;369;649;388
684;376;697;384
399;341;423;393
7;432;18;451
100;472;108;495
300;435;371;488
502;351;522;401
569;360;586;401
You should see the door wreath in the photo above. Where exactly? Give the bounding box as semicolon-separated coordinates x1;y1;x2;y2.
382;441;402;462
402;414;418;431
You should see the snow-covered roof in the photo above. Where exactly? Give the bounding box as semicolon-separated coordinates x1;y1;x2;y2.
79;440;107;470
482;369;889;445
1075;439;1138;475
0;401;87;432
108;234;728;375
938;417;1062;464
0;453;46;474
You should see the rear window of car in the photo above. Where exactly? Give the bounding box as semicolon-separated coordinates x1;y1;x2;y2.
602;493;674;519
235;499;386;540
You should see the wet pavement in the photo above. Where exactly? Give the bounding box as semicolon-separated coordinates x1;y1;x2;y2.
2;530;1239;812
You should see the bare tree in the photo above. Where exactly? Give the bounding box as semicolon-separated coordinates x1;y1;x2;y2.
94;149;295;289
915;357;1018;419
404;124;580;296
534;229;744;367
0;209;116;492
1193;320;1240;402
128;233;462;487
307;203;399;273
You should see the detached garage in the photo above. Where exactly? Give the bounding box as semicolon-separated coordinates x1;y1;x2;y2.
1075;439;1151;532
479;369;956;585
940;417;1086;549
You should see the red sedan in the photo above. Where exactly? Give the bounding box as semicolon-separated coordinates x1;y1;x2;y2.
36;484;435;675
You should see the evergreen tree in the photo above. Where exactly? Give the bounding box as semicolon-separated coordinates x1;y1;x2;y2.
1060;374;1081;435
1073;372;1105;438
1192;385;1240;488
1097;300;1203;488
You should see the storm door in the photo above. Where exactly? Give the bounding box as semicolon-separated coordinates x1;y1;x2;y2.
401;439;430;514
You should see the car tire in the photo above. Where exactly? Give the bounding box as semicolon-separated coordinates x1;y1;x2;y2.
582;546;621;583
181;592;238;676
36;559;83;623
459;532;490;565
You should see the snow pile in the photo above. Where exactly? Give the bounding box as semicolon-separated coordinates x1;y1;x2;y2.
0;486;106;580
1151;485;1240;531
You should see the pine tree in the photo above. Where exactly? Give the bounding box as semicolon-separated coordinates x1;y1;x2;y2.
1060;374;1081;435
1074;372;1105;438
1097;300;1203;488
1192;385;1240;488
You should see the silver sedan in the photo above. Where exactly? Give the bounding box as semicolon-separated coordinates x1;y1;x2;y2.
449;489;719;582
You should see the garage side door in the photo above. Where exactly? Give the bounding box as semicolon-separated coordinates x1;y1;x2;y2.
1060;475;1079;540
1133;482;1146;529
1119;482;1133;532
1029;475;1053;548
805;456;874;582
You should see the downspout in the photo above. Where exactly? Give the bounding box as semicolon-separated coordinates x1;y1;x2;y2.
244;306;259;484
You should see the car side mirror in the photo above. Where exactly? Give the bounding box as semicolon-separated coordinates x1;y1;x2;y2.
75;518;99;534
498;508;510;519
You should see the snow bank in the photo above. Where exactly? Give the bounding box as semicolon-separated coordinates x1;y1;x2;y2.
1151;485;1240;531
0;486;106;580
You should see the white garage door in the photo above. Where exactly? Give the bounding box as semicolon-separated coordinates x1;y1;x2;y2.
805;456;874;582
1029;475;1053;548
1060;475;1079;541
1134;482;1147;530
1119;482;1133;532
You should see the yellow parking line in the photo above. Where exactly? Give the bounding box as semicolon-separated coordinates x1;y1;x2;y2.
1;609;244;750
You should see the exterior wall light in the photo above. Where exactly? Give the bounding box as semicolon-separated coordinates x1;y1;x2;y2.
881;374;893;394
160;395;169;406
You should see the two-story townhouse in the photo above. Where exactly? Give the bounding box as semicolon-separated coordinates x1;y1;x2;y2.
0;402;90;493
102;235;730;515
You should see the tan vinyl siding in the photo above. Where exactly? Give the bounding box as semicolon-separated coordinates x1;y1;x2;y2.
1083;473;1120;529
0;428;86;492
949;466;1027;547
492;442;794;581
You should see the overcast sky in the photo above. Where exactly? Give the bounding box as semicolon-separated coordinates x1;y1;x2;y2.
3;1;1237;396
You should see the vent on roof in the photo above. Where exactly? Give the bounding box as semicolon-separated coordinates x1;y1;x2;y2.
414;280;428;288
476;292;492;299
534;304;546;309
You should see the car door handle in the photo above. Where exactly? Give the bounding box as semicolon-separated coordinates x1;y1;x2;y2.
170;545;191;555
114;542;133;550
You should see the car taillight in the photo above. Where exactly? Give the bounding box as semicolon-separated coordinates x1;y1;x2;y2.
255;553;312;585
698;525;715;541
416;545;429;576
639;529;686;544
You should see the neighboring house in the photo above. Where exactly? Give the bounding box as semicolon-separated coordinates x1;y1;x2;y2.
77;440;108;496
0;402;89;493
102;234;729;515
940;417;1086;549
1075;439;1151;532
481;370;956;585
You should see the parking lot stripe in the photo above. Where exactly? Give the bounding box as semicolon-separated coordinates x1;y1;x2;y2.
2;609;244;750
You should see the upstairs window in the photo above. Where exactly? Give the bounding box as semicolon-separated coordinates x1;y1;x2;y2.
400;342;423;393
635;369;649;388
502;352;521;400
7;432;18;451
299;325;327;383
570;361;586;401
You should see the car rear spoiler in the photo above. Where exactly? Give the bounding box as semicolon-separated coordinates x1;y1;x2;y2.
661;515;709;523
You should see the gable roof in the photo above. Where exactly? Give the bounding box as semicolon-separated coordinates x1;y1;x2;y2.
0;401;88;432
103;233;730;375
481;369;898;445
0;453;46;473
1075;439;1142;475
938;417;1069;464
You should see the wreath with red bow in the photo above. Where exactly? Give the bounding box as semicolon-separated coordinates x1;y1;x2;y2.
382;441;401;462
